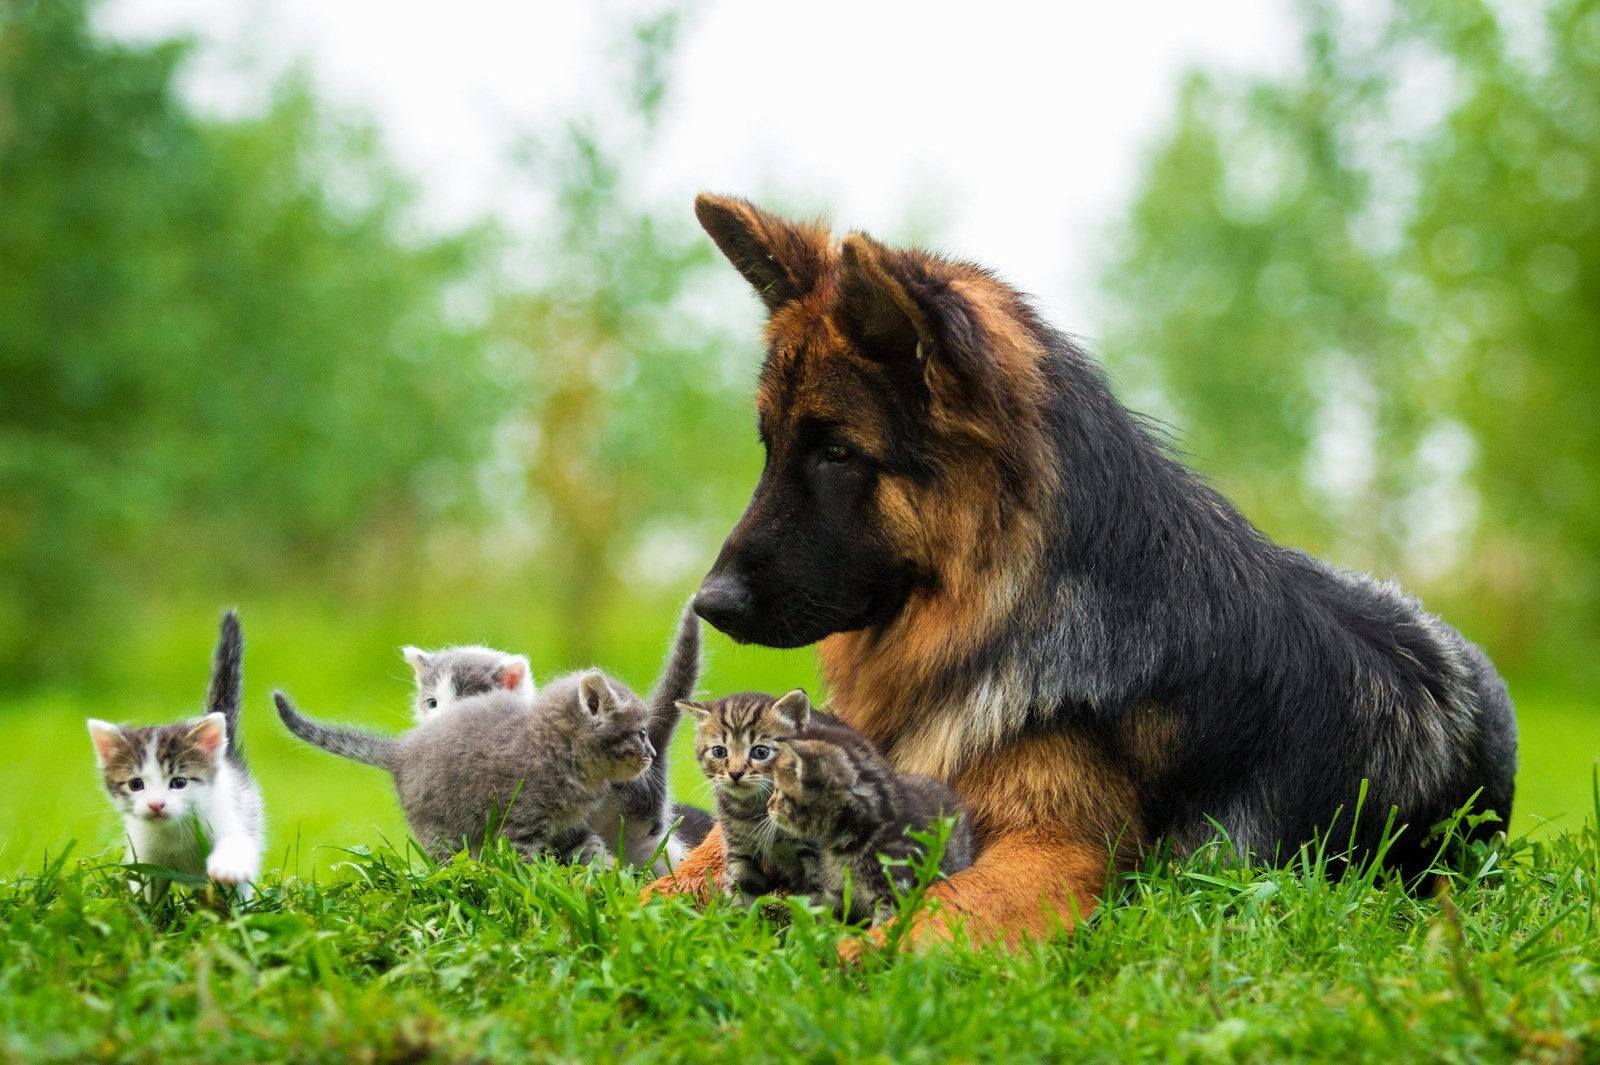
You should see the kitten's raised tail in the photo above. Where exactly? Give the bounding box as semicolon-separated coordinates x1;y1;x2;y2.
645;600;702;750
273;691;400;771
207;609;246;765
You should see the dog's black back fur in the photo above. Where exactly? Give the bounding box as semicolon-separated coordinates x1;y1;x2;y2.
959;318;1516;875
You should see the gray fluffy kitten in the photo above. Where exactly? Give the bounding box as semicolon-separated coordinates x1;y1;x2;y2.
88;611;265;902
276;670;651;862
766;727;976;925
276;604;705;867
586;604;711;872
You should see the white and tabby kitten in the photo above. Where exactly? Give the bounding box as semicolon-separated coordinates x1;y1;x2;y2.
87;610;265;902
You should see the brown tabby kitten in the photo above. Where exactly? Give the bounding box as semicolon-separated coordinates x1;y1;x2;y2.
767;733;976;925
678;688;862;905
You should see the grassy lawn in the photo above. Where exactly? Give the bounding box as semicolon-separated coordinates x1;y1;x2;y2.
2;601;1597;1062
1;820;1596;1064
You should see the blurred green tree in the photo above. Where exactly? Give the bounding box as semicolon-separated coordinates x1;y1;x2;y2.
0;0;505;686
488;10;755;663
1100;0;1600;681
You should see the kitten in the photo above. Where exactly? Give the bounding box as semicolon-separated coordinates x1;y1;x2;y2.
679;688;859;906
396;607;709;871
87;610;266;903
401;644;534;723
585;603;711;873
276;669;652;863
766;731;977;926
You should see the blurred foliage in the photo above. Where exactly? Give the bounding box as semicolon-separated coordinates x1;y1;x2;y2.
0;0;505;685
1101;0;1600;682
0;1;761;686
487;10;754;663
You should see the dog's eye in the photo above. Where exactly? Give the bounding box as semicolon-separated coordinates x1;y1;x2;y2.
824;444;852;464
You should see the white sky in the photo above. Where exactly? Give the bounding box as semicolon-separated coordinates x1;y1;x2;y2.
99;0;1301;336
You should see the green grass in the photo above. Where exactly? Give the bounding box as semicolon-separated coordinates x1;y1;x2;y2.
3;601;1598;1061
1;817;1596;1063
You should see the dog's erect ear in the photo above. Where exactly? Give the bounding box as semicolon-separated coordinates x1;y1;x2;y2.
840;231;1019;418
840;232;938;360
694;194;830;311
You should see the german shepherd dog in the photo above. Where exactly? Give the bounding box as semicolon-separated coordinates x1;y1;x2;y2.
643;194;1518;948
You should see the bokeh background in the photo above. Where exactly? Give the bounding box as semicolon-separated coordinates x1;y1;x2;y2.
2;0;1596;878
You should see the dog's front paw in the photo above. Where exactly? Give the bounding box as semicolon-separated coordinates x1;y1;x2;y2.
640;873;683;901
206;838;259;888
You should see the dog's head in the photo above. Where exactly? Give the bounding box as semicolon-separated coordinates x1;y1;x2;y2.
692;194;1055;648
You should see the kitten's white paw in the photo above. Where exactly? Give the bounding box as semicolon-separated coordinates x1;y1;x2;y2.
206;838;259;888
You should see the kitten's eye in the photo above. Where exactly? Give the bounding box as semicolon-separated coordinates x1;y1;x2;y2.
750;745;772;761
710;745;728;759
824;444;852;465
425;697;438;709
170;777;187;790
127;778;144;792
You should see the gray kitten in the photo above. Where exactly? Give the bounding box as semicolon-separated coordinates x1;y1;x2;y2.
400;607;710;870
88;611;265;902
276;604;706;867
276;670;651;862
401;644;534;723
587;604;712;872
766;728;976;925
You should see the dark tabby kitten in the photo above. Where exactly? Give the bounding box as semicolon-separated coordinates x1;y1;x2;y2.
276;669;651;863
767;733;976;925
679;688;862;905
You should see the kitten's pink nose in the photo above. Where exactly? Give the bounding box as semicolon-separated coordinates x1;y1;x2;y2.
146;801;166;816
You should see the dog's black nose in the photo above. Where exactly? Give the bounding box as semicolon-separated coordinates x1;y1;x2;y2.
694;572;752;634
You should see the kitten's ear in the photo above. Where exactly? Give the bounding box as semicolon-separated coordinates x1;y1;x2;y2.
86;720;122;767
401;646;431;679
187;712;228;760
496;655;531;693
772;689;812;731
676;699;710;723
772;743;801;784
578;671;618;716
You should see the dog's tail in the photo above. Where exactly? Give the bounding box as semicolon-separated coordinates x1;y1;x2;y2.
206;610;247;767
273;691;400;772
645;600;702;753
